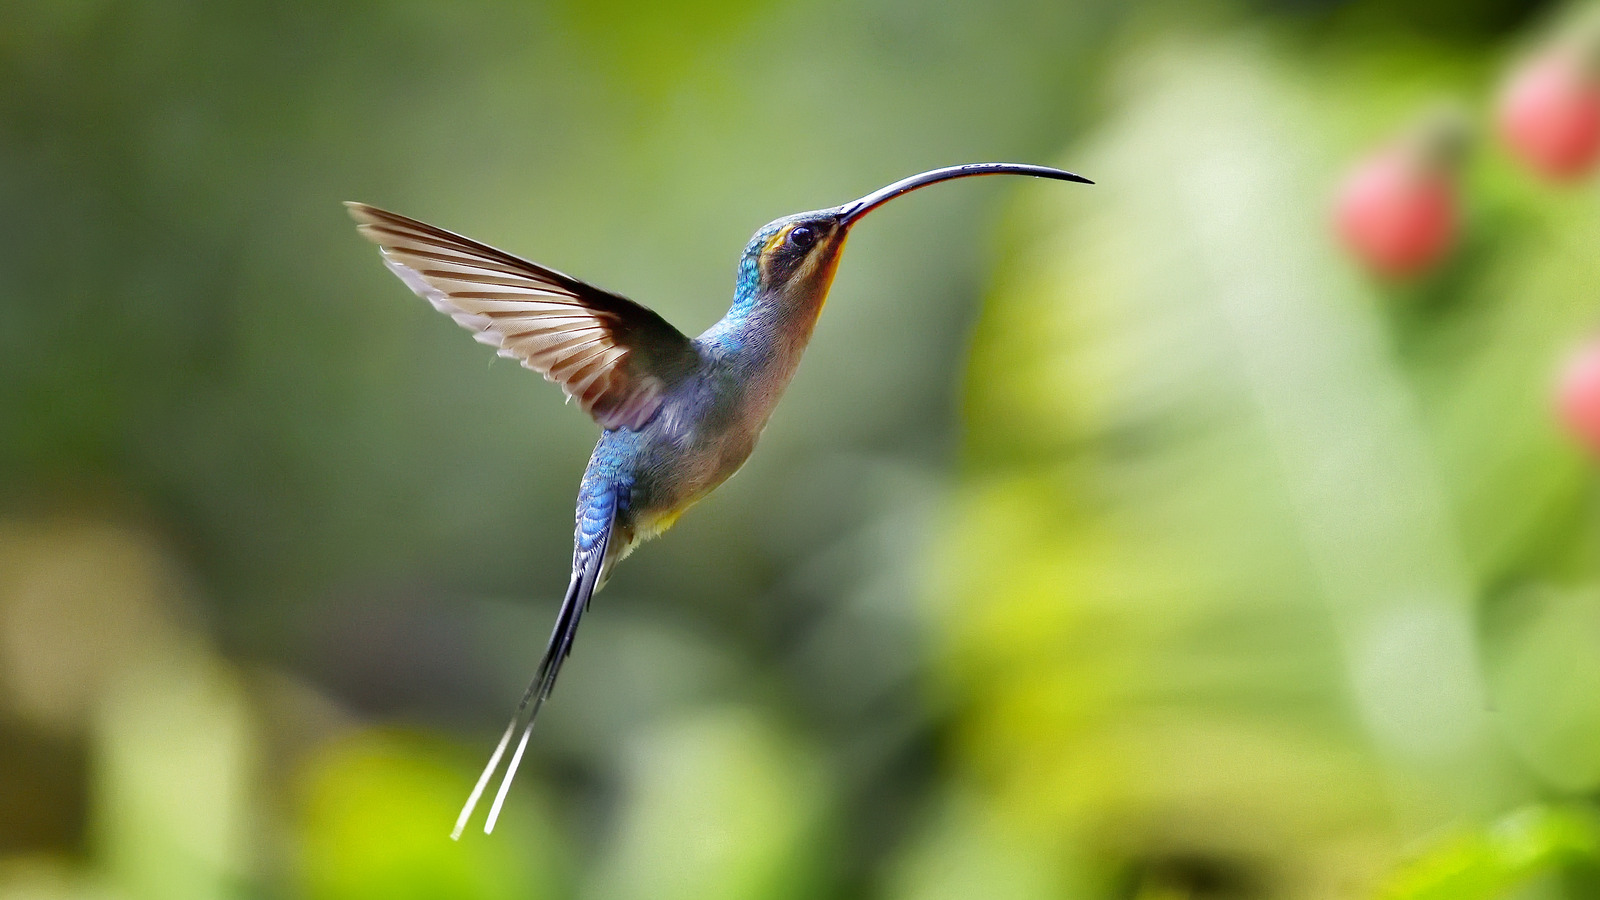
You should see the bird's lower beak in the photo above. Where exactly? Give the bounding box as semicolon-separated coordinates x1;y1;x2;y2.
836;162;1093;228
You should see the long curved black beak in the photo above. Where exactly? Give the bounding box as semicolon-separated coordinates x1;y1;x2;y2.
837;163;1092;227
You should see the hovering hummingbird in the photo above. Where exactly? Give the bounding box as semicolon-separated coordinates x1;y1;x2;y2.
346;162;1091;837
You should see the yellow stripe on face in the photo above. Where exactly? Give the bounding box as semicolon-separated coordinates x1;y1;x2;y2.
762;225;795;256
755;225;799;282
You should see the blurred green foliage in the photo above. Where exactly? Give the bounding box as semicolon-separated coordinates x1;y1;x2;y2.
1376;806;1600;900
923;17;1600;900
298;732;562;900
3;0;1600;898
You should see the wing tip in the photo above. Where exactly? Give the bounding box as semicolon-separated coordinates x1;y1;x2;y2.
345;202;412;232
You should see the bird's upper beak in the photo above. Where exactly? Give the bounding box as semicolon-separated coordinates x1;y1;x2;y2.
836;163;1093;228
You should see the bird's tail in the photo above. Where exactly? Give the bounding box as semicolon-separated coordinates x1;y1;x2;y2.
451;494;615;839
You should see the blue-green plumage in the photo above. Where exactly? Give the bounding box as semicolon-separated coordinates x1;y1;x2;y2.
346;162;1090;838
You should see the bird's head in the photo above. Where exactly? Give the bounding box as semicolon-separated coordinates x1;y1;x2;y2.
736;163;1093;306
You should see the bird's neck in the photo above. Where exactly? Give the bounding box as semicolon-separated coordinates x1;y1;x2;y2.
696;301;816;417
698;257;842;385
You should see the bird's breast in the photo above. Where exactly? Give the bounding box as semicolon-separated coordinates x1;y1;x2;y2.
604;385;761;530
593;331;810;551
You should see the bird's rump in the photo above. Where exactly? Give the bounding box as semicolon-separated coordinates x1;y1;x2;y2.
347;202;699;430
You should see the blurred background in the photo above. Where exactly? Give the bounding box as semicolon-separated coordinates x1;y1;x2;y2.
4;0;1600;897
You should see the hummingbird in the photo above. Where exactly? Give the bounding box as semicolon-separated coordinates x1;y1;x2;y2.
346;162;1091;837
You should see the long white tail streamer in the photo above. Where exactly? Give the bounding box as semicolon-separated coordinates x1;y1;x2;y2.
451;719;517;840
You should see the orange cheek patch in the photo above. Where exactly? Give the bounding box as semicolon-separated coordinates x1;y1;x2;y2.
803;234;848;315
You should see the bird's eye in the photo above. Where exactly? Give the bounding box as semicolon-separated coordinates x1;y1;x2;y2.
786;225;817;250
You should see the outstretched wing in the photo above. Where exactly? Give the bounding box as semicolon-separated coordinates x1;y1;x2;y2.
347;202;699;431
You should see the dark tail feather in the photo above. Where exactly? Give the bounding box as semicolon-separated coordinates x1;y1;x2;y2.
451;505;613;839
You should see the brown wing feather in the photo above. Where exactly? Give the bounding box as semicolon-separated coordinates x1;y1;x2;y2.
346;202;698;430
